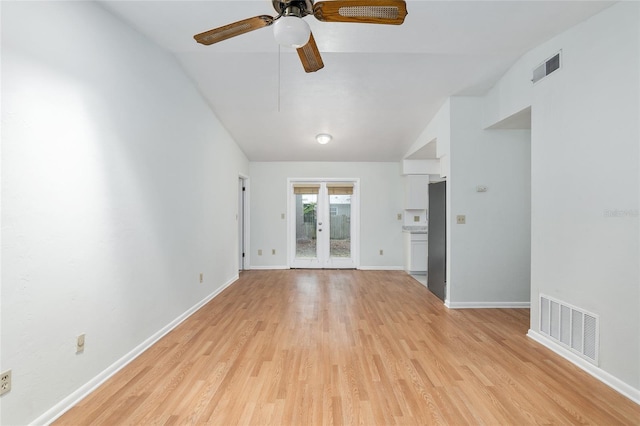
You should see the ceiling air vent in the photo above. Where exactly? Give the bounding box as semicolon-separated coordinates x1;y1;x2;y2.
532;51;561;84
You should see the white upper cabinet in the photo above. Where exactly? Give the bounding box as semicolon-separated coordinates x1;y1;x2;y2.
404;175;429;210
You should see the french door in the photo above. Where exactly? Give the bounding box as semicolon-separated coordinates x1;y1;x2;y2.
289;180;358;269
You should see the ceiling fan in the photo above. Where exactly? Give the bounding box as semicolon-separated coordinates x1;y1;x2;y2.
194;0;408;73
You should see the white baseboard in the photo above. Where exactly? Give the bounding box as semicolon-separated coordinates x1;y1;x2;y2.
249;265;289;270
527;329;640;405
34;275;239;426
446;301;530;309
358;266;404;271
249;266;406;271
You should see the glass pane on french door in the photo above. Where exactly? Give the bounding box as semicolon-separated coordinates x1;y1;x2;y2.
329;194;350;258
295;193;317;258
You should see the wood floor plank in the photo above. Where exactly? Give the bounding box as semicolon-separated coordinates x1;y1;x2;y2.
55;270;640;425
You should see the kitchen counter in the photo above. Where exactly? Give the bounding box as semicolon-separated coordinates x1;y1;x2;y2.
402;226;427;234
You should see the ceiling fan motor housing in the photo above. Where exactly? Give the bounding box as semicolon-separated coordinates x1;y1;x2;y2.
273;0;314;17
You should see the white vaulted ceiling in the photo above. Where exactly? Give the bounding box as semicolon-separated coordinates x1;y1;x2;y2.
99;0;613;161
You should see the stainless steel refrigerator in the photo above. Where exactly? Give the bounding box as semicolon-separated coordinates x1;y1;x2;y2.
427;181;446;301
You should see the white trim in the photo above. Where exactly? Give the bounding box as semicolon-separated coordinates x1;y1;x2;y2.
527;330;640;405
32;275;239;426
357;266;404;271
446;301;531;309
250;266;407;271
249;265;289;270
243;177;251;271
238;177;244;270
238;174;250;271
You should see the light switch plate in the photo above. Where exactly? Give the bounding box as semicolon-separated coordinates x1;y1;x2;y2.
76;333;85;353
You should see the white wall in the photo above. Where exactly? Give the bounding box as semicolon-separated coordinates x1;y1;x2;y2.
249;162;404;269
447;97;531;306
530;3;638;393
484;1;639;397
1;2;249;424
406;98;451;160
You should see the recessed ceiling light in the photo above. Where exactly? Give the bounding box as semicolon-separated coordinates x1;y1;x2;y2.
316;133;332;144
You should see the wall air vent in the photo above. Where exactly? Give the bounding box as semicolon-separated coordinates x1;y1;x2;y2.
539;294;599;365
532;51;561;84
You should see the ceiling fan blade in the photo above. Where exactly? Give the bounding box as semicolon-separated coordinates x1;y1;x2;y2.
313;0;407;25
194;15;274;45
297;32;324;73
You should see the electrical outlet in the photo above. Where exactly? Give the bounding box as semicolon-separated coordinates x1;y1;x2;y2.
281;213;285;219
0;370;11;396
258;249;262;256
379;249;384;255
397;213;402;220
77;333;85;353
457;215;466;224
199;273;203;283
414;216;420;222
272;249;276;255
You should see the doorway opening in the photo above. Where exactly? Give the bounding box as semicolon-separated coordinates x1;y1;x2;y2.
238;176;249;271
288;179;359;269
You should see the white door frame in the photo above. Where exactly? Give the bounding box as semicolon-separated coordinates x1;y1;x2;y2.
287;178;360;269
238;174;250;270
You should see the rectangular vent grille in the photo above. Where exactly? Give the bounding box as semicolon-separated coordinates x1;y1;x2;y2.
539;294;599;365
532;51;561;84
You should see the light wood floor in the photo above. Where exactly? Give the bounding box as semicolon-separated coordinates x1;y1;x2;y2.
56;270;640;425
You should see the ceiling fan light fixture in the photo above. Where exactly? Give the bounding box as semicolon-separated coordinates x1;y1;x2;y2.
273;16;311;48
316;133;332;145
